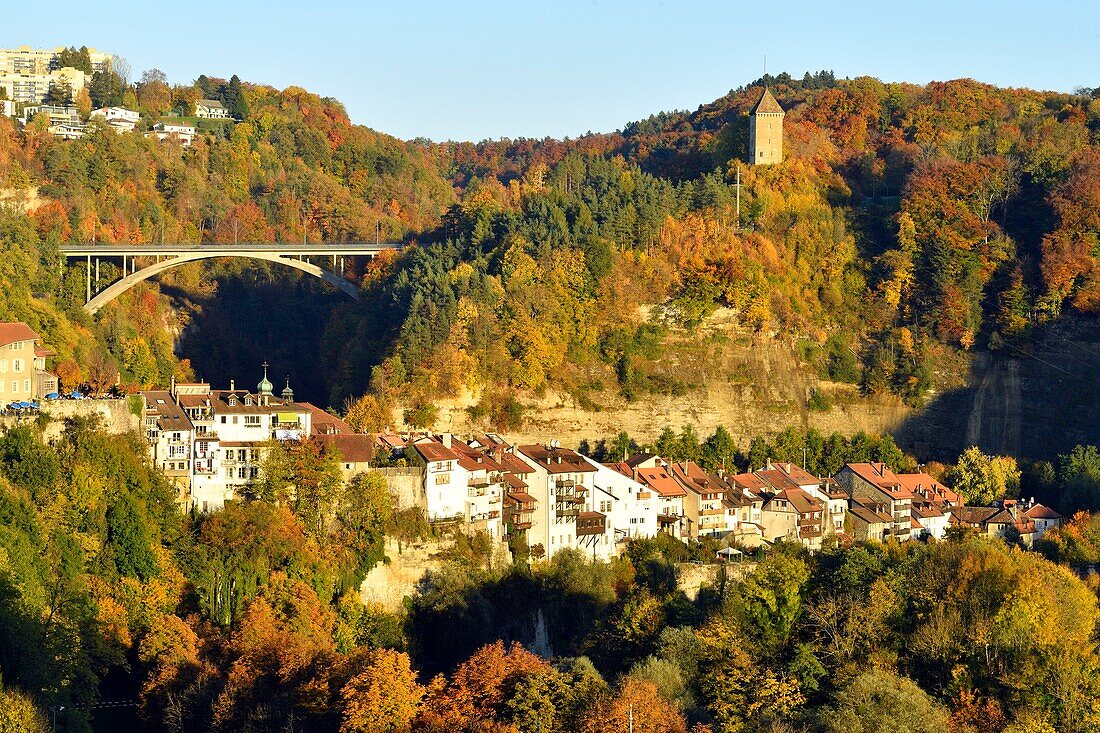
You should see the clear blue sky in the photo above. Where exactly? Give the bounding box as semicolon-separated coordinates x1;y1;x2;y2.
7;0;1097;141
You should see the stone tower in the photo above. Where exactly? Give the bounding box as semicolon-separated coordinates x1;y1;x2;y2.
749;87;784;165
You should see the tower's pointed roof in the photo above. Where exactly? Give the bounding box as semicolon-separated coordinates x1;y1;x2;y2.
257;361;273;396
750;87;784;115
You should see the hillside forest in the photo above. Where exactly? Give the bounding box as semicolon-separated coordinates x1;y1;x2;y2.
0;60;1096;454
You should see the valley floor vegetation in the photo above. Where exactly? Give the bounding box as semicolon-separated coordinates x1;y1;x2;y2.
3;416;1100;732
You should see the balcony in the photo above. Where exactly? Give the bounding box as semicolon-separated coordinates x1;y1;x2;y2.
555;478;575;489
576;512;606;537
555;506;580;518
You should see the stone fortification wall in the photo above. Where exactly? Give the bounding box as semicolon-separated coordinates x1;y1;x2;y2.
373;466;427;510
0;397;141;441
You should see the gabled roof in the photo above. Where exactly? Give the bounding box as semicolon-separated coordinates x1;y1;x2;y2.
500;452;534;476
950;506;1002;526
517;444;596;474
764;487;822;515
750;87;784;115
625;452;660;468
897;473;960;504
669;461;725;495
1025;503;1062;520
0;322;39;348
317;434;375;464
849;503;893;526
843;463;913;499
197;98;226;109
412;438;460;463
729;472;770;493
635;466;687;498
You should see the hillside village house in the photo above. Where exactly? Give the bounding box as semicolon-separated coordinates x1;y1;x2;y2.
631;462;689;538
195;98;231;119
148;121;196;146
950;498;1062;545
90;106;140;132
584;455;659;545
847;497;895;541
0;322;58;402
897;472;957;539
670;461;731;538
835;462;914;541
516;443;610;559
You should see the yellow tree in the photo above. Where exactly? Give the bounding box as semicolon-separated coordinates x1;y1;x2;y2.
340;648;424;733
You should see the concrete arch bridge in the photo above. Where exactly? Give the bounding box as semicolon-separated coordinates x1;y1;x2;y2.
58;243;404;314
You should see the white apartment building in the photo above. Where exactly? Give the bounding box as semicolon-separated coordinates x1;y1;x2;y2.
411;436;468;524
90;107;139;133
0;46;111;104
583;456;659;545
144;390;194;493
146;370;314;511
516;444;607;559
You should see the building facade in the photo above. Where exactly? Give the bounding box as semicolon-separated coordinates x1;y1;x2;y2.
0;322;57;402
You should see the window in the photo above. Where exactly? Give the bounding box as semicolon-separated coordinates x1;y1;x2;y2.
238;467;247;479
23;380;29;394
220;416;227;424
0;360;6;373
244;415;261;426
12;359;23;373
11;380;17;393
435;473;450;485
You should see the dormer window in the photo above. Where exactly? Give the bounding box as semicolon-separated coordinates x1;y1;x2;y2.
244;396;253;406
227;396;236;406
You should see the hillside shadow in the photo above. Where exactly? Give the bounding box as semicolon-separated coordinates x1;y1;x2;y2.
893;322;1100;463
171;270;346;408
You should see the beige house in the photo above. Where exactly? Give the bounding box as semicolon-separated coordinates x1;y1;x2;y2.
749;87;784;165
835;463;915;541
0;322;57;402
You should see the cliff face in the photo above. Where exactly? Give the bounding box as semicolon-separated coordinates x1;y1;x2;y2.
896;321;1100;462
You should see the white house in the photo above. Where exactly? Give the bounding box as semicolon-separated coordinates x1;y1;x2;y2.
147;121;196;146
90;106;139;133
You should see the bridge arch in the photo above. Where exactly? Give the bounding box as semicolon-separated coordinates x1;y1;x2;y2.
83;251;361;314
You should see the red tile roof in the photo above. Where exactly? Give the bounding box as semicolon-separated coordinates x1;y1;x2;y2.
897;473;960;504
412;439;460;463
517;444;596;475
1025;503;1062;520
0;322;39;348
845;463;912;498
317;434;375;464
635;466;688;498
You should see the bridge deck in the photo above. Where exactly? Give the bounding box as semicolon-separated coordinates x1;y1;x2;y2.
58;242;405;257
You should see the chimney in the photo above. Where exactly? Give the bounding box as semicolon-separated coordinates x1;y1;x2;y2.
766;459;773;471
441;433;452;449
230;379;235;391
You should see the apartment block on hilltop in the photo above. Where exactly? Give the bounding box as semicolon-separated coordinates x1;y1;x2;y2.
0;46;111;104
